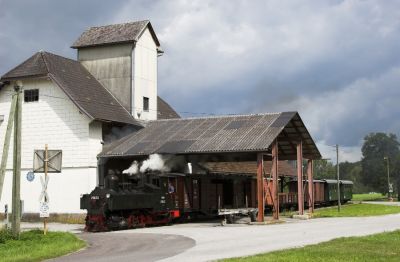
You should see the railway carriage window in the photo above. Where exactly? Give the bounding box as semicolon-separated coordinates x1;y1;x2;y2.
168;182;175;193
24;89;39;102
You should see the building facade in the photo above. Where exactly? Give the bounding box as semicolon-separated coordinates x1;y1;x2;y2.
0;20;178;214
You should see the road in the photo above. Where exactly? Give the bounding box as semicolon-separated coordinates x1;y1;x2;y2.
362;201;400;206
51;232;195;262
46;213;400;262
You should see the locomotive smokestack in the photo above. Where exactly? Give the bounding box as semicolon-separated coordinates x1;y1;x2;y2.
97;157;107;187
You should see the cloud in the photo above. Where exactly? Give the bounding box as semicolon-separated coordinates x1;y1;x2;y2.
1;0;399;162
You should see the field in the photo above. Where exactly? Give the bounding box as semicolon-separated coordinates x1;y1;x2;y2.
313;203;400;217
352;193;386;201
225;230;400;262
0;229;85;262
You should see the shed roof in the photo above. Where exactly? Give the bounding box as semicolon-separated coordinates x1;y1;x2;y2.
100;112;321;159
1;51;141;126
200;161;297;177
71;20;160;49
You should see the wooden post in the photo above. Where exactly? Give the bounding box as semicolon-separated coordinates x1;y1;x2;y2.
271;140;279;220
256;153;264;222
0;94;18;201
11;85;22;238
297;141;304;215
307;159;314;213
44;144;48;235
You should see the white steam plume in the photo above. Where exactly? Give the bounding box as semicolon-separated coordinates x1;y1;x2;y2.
140;154;170;173
123;154;189;174
122;160;139;175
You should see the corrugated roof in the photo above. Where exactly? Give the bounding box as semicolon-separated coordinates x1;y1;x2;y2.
1;51;141;126
157;96;180;119
200;161;297;177
100;112;322;159
71;20;160;48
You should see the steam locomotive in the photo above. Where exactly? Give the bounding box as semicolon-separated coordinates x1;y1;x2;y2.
81;166;353;232
80;171;183;232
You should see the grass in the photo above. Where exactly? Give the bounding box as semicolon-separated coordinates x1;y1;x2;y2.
352;193;387;202
0;213;86;224
0;229;85;262
224;230;400;261
313;203;400;218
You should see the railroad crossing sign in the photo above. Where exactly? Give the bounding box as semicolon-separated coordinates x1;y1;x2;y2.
39;175;49;203
389;183;393;193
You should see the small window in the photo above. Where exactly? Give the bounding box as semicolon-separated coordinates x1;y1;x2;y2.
24;89;39;102
143;97;149;112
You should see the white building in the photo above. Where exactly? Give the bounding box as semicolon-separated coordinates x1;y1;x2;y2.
0;20;179;214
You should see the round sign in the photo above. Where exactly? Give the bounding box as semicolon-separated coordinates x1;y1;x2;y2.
26;171;35;182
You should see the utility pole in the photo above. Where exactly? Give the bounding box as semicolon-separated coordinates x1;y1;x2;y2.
384;156;391;201
0;93;17;201
336;144;341;212
11;82;22;237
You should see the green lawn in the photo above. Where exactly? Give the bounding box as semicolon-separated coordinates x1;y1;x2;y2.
225;230;400;262
0;229;85;262
352;193;386;201
313;203;400;217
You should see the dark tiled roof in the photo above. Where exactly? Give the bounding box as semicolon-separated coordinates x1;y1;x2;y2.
71;20;160;48
1;52;48;79
1;51;141;126
157;96;180;119
99;112;321;159
200;161;297;177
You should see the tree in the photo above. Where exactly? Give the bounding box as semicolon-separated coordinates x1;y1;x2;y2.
313;159;336;179
361;133;400;195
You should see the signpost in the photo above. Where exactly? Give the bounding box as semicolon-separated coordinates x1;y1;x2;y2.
33;145;62;235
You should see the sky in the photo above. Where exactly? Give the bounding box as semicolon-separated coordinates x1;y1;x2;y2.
1;0;399;162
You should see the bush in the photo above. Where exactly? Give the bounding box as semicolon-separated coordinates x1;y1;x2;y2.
0;228;14;244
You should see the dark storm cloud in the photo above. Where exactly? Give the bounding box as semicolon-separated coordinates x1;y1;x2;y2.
0;0;128;73
1;0;400;161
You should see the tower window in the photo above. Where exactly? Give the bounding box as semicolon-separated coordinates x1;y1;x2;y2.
143;97;149;112
24;89;39;102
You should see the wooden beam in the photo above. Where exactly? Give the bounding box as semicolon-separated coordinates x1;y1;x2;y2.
307;159;314;213
297;141;304;215
257;153;264;222
271;139;279;220
0;94;18;201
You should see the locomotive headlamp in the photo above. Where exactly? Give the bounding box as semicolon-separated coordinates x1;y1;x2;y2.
106;193;111;199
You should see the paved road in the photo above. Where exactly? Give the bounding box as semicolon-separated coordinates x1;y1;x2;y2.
362;201;400;206
129;213;400;261
40;213;400;261
51;232;195;262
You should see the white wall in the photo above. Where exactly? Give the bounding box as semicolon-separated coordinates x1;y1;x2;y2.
0;79;102;213
132;27;158;120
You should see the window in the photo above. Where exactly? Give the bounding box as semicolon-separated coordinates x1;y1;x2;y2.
24;89;39;102
143;97;149;112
